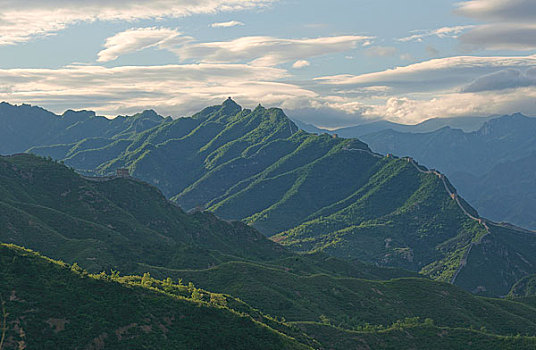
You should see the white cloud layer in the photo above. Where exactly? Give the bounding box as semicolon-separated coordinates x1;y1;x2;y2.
0;63;316;117
365;88;536;123
171;35;371;66
2;58;536;126
456;0;536;22
309;53;536;123
292;60;310;69
455;0;536;50
315;55;536;91
211;20;245;28
460;24;536;51
398;25;474;42
0;0;275;45
461;68;536;92
97;27;191;62
97;29;371;66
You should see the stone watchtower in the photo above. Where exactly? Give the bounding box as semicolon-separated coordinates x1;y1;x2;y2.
116;168;130;177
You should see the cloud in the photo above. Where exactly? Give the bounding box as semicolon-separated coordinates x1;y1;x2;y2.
459;24;536;51
461;68;536;92
315;55;536;92
211;20;244;28
289;87;536;125
2;59;536;127
364;88;536;123
455;0;536;22
97;27;191;62
455;0;536;51
309;54;536;124
0;63;318;116
398;25;474;42
292;60;310;69
173;35;372;66
98;30;371;65
365;46;397;57
0;0;275;45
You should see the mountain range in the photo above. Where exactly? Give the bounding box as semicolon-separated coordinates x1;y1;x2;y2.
1;99;535;298
293;115;496;136
1;154;536;348
354;113;536;230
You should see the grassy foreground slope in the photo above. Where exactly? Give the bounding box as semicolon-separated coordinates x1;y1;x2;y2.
0;244;310;350
173;265;536;335
294;322;536;350
3;245;536;350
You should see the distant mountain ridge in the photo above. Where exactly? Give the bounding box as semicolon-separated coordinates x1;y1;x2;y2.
292;115;497;137
1;100;536;296
357;113;536;229
0;101;167;156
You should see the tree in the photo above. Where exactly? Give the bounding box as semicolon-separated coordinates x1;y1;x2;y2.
141;272;152;287
191;289;203;301
210;294;227;307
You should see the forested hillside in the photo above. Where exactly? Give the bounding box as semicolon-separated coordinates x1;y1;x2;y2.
1;155;536;348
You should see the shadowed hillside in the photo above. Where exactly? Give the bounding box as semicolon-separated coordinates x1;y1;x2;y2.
2;155;536;348
0;244;311;350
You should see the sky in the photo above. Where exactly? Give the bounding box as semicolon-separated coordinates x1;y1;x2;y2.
1;0;536;127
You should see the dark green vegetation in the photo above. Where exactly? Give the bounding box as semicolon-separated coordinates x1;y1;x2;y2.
294;321;536;350
509;274;536;298
174;265;536;335
3;244;536;350
1;101;536;296
0;153;296;274
1;155;536;348
357;113;536;230
0;244;310;350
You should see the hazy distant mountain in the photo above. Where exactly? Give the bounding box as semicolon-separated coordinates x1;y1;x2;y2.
359;113;536;229
454;152;536;230
290;118;330;134
0;102;167;155
330;115;497;139
1;99;535;296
